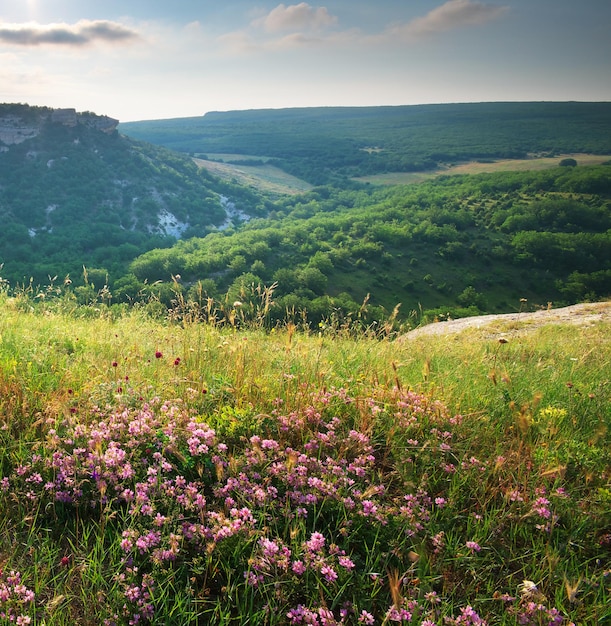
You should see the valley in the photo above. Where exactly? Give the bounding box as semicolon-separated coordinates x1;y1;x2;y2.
1;101;610;325
0;100;609;626
195;151;611;192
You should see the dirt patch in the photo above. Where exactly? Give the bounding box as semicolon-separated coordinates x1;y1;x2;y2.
401;301;611;340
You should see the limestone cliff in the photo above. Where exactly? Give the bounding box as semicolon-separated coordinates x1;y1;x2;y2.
0;104;119;146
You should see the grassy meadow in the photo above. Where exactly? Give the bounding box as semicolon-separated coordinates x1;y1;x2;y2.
194;151;611;193
355;154;611;186
193;157;313;196
0;293;609;625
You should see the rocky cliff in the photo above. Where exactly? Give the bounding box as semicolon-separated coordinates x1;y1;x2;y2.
0;104;118;146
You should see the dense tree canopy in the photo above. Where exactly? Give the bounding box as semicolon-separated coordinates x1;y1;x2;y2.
124;164;611;324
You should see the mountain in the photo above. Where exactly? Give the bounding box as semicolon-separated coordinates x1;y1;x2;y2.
120;102;611;185
0;104;268;288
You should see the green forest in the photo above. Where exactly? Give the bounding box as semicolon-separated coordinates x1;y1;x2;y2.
0;104;270;287
124;164;611;324
121;102;611;185
1;102;610;325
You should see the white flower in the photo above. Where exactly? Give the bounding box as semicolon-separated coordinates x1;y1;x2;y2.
518;580;539;599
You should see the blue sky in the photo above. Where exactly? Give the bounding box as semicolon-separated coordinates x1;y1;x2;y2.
1;1;609;122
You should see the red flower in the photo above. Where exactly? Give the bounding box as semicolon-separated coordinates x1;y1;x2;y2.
155;351;163;359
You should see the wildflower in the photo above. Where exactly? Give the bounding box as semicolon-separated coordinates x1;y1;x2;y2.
432;531;445;552
531;497;552;519
385;606;412;622
155;351;163;359
338;555;355;570
306;531;326;553
260;537;280;559
424;591;440;604
320;565;338;583
518;580;540;600
466;540;482;553
358;610;375;624
362;500;378;516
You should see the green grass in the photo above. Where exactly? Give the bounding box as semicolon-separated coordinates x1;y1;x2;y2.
193;157;313;195
354;153;611;186
195;151;611;191
0;294;609;624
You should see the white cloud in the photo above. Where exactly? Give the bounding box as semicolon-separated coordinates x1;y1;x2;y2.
219;0;507;55
255;3;337;33
389;0;508;40
219;3;341;54
0;19;141;47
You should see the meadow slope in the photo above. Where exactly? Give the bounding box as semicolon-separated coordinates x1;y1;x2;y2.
0;296;609;624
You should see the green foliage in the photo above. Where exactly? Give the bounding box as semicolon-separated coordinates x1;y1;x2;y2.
559;157;577;167
121;102;611;185
0;299;608;624
125;164;611;324
0;104;268;287
2;103;611;326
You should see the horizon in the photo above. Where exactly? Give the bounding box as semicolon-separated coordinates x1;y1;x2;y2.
4;99;611;126
1;1;610;123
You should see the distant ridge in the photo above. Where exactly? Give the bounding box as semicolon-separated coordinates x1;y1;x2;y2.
120;101;611;186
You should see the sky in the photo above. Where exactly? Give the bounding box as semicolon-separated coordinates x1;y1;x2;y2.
0;1;610;122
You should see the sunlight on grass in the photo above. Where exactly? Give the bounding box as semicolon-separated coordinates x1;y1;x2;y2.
0;296;609;624
354;153;611;186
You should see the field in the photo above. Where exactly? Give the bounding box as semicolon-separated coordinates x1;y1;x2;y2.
194;156;313;195
0;292;609;624
355;154;611;186
194;153;611;192
120;102;611;186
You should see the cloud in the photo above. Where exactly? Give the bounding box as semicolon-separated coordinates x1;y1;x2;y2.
0;19;141;47
256;3;337;33
219;0;506;56
219;3;341;54
390;0;508;40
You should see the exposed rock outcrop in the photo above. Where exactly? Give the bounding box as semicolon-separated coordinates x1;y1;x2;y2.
0;104;119;145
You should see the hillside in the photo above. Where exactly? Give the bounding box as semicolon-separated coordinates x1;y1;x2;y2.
2;102;610;320
0;296;609;624
0;104;269;287
120;102;611;185
124;164;611;324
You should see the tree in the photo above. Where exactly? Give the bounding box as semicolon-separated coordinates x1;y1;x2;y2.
559;158;577;167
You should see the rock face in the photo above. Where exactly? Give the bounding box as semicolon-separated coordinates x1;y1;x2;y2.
0;104;119;146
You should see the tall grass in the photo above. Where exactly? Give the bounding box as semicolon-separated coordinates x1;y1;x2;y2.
0;294;609;625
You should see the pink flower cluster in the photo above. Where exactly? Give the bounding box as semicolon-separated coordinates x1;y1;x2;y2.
2;385;583;625
0;570;34;624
